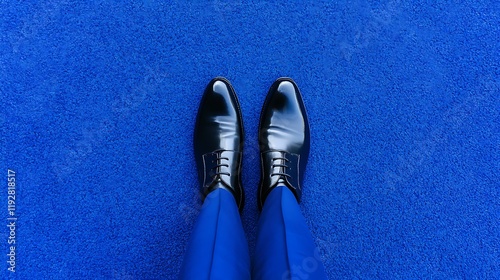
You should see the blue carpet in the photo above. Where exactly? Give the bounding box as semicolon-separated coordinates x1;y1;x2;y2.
2;1;499;279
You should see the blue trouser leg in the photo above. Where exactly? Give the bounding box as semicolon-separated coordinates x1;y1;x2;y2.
180;188;251;280
253;187;328;280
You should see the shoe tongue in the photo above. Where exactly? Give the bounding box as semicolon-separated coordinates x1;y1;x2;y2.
277;177;287;185
210;179;230;190
275;180;291;189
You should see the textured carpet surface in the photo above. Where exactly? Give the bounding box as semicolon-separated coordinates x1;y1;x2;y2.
1;1;499;279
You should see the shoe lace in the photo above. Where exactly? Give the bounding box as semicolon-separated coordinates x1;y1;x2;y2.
211;154;230;178
271;156;291;177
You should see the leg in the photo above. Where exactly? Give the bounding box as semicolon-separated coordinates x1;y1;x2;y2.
255;78;327;279
183;78;250;279
180;189;250;280
253;187;327;280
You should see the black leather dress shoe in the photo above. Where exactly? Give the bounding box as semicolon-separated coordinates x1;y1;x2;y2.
194;77;245;212
258;78;310;210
